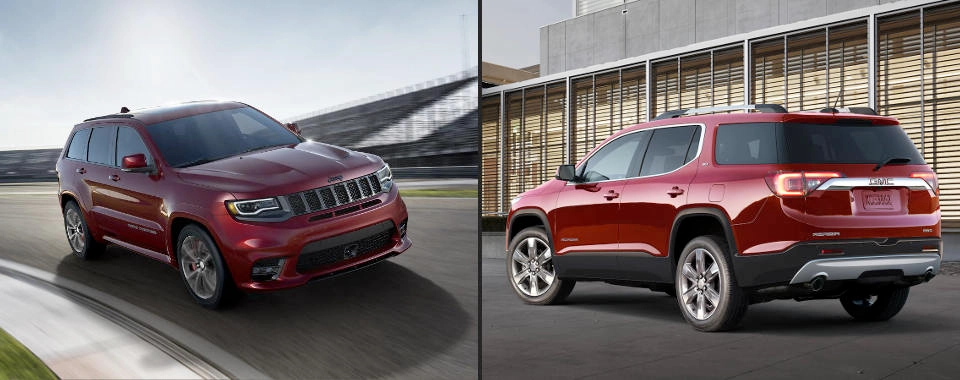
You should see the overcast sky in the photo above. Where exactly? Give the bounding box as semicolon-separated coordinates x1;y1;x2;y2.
482;0;571;68
0;0;477;150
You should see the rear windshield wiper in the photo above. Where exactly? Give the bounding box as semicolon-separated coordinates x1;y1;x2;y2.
873;156;912;171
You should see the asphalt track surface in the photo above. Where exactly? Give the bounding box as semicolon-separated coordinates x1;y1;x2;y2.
483;258;960;379
0;183;477;379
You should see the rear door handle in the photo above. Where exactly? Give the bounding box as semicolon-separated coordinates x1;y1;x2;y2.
668;186;684;198
604;190;620;200
75;168;86;174
109;174;120;182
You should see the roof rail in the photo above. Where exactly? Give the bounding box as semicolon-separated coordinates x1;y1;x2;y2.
83;114;135;122
653;104;787;120
818;107;878;116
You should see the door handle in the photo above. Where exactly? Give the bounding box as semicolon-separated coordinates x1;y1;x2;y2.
668;186;684;198
75;168;86;174
109;174;120;182
604;190;620;200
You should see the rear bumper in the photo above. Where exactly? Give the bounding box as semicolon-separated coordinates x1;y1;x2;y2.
788;253;940;284
732;238;942;288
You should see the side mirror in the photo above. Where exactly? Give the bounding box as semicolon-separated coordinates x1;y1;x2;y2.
121;154;153;173
285;122;302;135
556;164;577;182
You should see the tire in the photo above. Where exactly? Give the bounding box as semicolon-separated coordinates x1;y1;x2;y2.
63;200;104;260
176;225;238;309
674;235;748;332
506;227;575;305
840;287;910;322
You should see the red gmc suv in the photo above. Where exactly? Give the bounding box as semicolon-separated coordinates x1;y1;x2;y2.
506;104;941;331
57;101;410;308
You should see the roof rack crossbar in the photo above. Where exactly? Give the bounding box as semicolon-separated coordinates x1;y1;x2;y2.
653;104;787;120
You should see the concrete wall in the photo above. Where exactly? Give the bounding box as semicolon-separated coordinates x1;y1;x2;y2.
540;0;892;75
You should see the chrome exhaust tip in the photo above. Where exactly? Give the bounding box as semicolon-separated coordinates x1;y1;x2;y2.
923;269;935;282
808;275;827;292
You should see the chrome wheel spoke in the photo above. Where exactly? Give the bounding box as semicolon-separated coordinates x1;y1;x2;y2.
513;269;529;284
695;249;705;274
537;269;555;285
681;286;697;304
512;248;527;264
682;263;698;282
529;273;539;295
705;263;719;282
696;293;706;319
705;286;720;307
527;237;537;257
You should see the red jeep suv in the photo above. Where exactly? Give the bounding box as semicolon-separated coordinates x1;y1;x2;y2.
57;101;410;308
506;104;941;331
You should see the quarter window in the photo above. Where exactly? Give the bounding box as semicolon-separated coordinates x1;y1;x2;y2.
87;126;118;166
66;129;91;160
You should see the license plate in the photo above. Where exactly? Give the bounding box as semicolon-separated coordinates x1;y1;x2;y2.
860;190;900;211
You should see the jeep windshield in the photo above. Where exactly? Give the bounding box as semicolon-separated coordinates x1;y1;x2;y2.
147;107;303;168
715;122;926;165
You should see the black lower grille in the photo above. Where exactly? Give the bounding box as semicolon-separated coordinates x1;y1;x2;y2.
296;221;395;273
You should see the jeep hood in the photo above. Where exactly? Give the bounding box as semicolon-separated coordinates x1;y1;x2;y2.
176;141;383;197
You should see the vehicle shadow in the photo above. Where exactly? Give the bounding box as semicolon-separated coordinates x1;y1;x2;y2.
55;245;471;379
561;287;948;336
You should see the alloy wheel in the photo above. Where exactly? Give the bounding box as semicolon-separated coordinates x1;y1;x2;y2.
679;248;722;320
64;208;85;252
179;235;219;299
510;236;555;297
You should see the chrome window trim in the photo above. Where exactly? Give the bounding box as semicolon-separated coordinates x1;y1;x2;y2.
566;123;706;185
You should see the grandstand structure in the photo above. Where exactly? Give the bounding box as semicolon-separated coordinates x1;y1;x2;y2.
0;68;478;182
290;69;478;170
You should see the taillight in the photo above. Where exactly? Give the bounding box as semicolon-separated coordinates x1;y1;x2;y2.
911;172;939;195
765;171;842;197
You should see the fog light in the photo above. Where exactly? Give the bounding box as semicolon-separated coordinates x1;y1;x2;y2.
399;220;408;237
251;257;286;282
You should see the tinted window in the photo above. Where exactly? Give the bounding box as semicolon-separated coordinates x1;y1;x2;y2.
579;131;650;182
715;123;778;164
116;127;152;166
640;126;698;176
66;129;91;160
87;126;117;166
782;123;925;164
147;106;302;168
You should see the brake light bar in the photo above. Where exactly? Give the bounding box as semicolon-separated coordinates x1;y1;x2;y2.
765;171;842;197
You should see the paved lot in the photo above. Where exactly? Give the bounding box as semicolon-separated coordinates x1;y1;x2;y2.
0;183;478;379
483;251;960;379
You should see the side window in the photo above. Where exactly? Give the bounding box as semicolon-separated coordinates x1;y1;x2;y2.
715;123;778;164
579;131;649;183
116;127;153;166
640;125;698;176
87;125;118;166
66;129;91;160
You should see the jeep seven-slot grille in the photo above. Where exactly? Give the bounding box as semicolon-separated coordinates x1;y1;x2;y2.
295;221;395;273
284;173;382;216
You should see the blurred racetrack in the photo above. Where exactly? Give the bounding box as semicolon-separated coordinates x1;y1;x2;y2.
0;182;477;378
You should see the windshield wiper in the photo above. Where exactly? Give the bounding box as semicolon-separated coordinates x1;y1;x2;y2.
177;157;219;168
873;156;911;171
238;143;288;156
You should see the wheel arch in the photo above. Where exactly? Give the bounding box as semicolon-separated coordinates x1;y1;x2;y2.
669;207;740;281
507;208;555;253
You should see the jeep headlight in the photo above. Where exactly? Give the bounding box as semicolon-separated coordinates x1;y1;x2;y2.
376;164;393;192
226;197;283;217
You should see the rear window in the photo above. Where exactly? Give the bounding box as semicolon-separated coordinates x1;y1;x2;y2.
715;122;925;165
781;123;925;164
65;129;91;160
